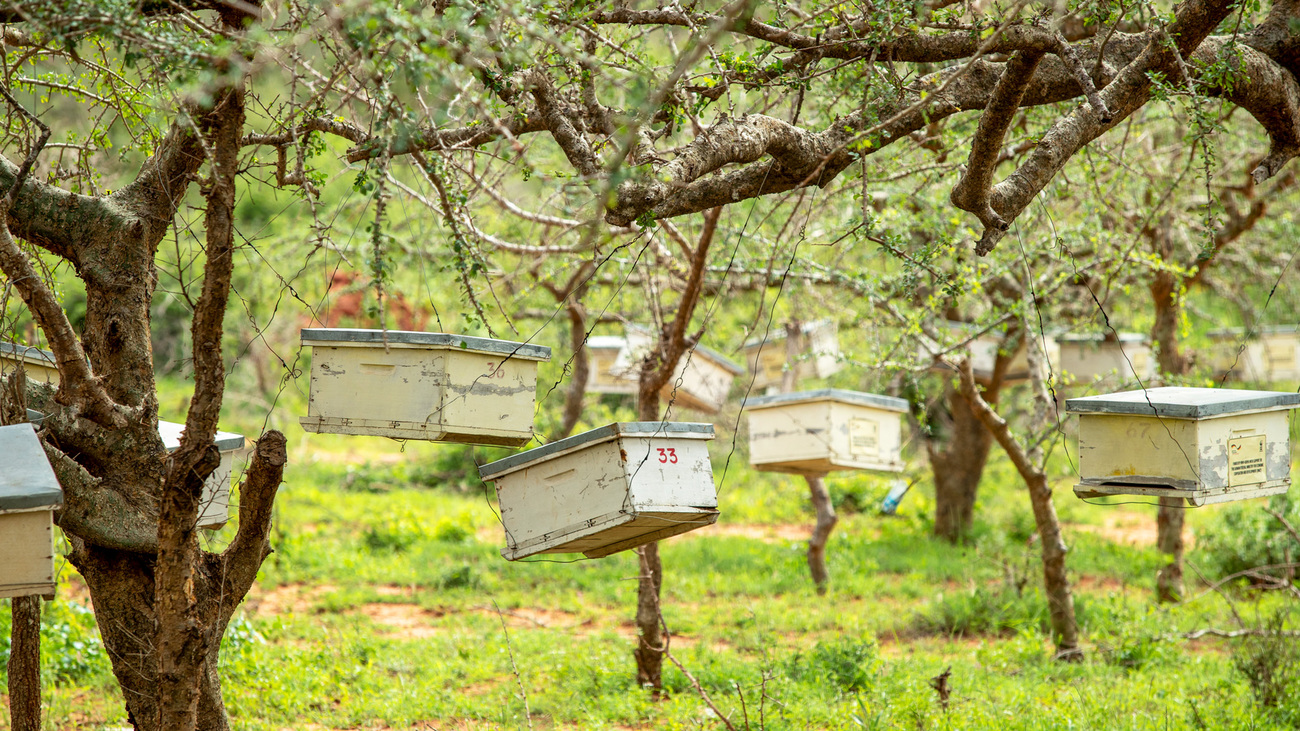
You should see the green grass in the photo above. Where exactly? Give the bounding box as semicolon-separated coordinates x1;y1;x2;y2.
9;441;1300;730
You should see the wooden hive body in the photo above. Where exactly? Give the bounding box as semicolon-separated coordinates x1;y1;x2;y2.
0;424;63;599
0;341;61;385
746;389;908;475
158;420;246;530
611;327;742;413
1210;327;1300;383
300;329;551;445
481;422;719;560
742;320;842;392
583;336;638;395
1057;333;1154;383
921;323;1059;384
1068;387;1300;505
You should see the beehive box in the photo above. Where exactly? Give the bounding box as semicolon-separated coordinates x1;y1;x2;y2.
746;389;908;475
583;336;638;395
1057;333;1154;383
300;329;551;445
742;320;842;391
480;422;719;560
0;423;63;599
157;420;246;530
0;342;60;385
1067;387;1300;505
1209;326;1300;383
610;327;742;413
921;323;1058;384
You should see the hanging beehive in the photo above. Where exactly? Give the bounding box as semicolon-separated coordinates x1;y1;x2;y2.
583;335;638;395
742;320;842;391
920;322;1059;384
0;423;63;599
300;329;551;445
610;326;742;413
480;422;719;560
1209;326;1300;383
157;420;246;530
1057;333;1154;384
746;389;908;475
0;342;60;385
1068;387;1300;505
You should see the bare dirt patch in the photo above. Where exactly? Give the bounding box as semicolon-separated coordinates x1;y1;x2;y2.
692;522;812;543
360;603;443;639
247;583;339;617
1068;509;1196;549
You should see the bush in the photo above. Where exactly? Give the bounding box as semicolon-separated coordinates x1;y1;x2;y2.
1231;610;1300;725
0;600;111;686
911;587;1049;638
784;636;880;693
1196;494;1300;579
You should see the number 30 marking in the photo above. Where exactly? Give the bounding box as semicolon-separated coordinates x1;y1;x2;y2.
657;447;678;464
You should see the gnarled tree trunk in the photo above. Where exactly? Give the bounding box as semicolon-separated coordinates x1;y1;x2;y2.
805;475;837;593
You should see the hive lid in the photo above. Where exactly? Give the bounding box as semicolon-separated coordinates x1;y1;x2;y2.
300;329;551;361
1209;325;1300;338
157;420;246;452
1066;387;1300;419
1056;332;1146;344
0;423;63;511
0;341;56;367
622;325;743;375
693;344;744;375
479;421;715;479
742;319;835;350
744;388;909;413
585;335;627;351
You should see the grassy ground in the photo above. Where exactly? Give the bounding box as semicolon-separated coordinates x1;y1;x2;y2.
5;430;1299;730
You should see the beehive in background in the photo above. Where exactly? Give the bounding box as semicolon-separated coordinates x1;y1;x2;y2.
1068;387;1300;505
610;327;742;413
0;342;60;385
1209;326;1300;383
0;423;63;599
920;322;1059;384
742;320;842;392
157;420;246;530
747;389;908;475
583;335;638;395
1057;333;1155;384
481;422;719;560
300;329;551;445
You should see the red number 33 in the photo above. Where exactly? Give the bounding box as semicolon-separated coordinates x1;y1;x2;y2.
657;447;678;464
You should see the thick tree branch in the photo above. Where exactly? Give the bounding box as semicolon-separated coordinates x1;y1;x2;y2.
217;430;287;606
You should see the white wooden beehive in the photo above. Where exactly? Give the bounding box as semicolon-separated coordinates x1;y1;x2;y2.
1210;327;1300;383
921;322;1058;384
1057;333;1154;384
157;420;246;530
742;320;842;392
1068;387;1300;505
583;335;638;395
480;422;719;560
0;341;60;385
746;389;908;475
0;423;63;599
610;327;742;413
300;329;551;446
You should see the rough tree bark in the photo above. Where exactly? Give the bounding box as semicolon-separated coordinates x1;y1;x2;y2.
632;208;720;691
542;262;596;441
928;335;1014;543
957;316;1082;660
8;596;41;731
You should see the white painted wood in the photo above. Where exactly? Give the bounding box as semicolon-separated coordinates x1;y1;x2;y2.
1057;334;1155;384
1210;328;1300;383
742;320;842;391
0;342;61;385
583;336;638;395
157;420;245;530
610;327;743;413
300;330;549;445
747;391;906;475
482;423;719;560
1070;387;1300;505
920;322;1059;384
0;509;56;599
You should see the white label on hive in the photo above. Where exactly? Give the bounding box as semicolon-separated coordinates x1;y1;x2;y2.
1228;434;1267;487
849;418;879;457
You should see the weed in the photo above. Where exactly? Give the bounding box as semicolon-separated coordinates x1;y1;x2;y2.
1231;609;1300;725
784;636;880;693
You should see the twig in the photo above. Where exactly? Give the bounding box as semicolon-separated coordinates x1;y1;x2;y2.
492;601;533;731
0;83;51;208
663;648;738;731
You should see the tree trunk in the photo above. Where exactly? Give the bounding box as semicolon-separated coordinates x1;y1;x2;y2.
8;596;41;731
1155;496;1186;602
633;541;665;690
805;475;837;594
929;384;996;543
554;301;590;440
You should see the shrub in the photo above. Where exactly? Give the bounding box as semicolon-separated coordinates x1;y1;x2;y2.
1196;494;1300;579
1231;609;1300;725
784;636;880;693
